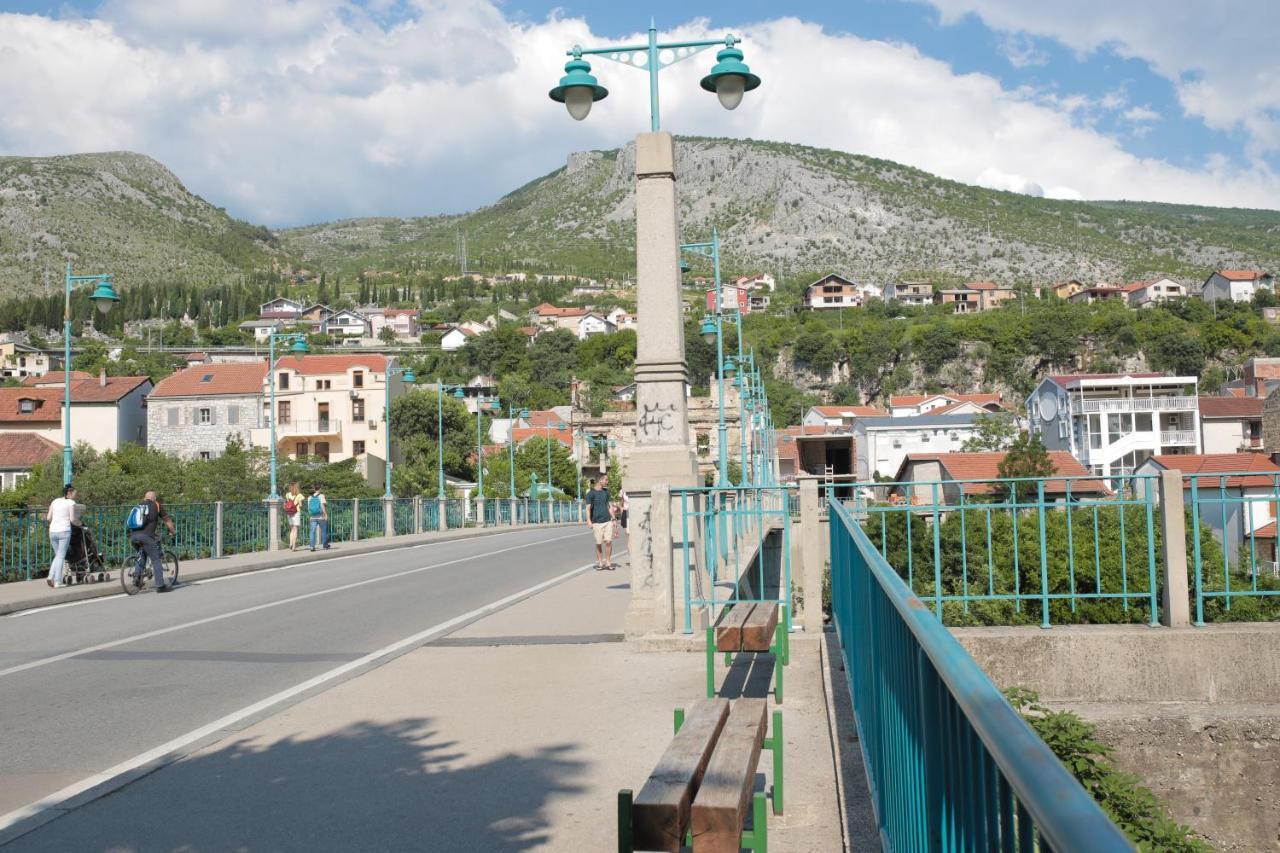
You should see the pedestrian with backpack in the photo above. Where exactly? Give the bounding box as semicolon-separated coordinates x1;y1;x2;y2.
284;482;303;551
126;490;174;592
307;485;328;552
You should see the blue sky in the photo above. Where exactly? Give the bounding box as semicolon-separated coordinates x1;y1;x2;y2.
0;0;1274;224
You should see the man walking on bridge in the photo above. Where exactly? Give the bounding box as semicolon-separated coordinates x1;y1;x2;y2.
585;475;613;570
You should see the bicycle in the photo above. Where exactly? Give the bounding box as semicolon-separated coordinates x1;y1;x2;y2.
120;535;180;595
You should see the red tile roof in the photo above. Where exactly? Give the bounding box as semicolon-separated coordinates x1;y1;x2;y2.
0;388;60;422
511;427;572;446
1254;521;1276;539
0;433;59;468
1150;453;1280;488
1198;396;1263;419
1227;387;1248;398
22;371;92;387
965;280;999;290
14;375;151;404
775;430;799;464
811;405;887;418
285;354;388;375
151;362;268;398
1219;270;1270;281
898;451;1109;496
890;392;1004;408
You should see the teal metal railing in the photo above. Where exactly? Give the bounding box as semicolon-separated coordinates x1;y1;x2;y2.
829;496;1132;851
1;510;55;581
1186;472;1280;623
423;499;441;532
394;499;415;535
325;499;355;542
359;499;385;540
846;474;1160;627
676;485;792;635
445;499;464;529
223;502;270;554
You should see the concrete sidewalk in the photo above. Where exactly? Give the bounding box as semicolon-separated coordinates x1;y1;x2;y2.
0;522;578;616
7;556;859;851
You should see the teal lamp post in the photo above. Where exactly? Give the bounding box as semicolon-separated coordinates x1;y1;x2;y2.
383;363;416;498
545;420;566;498
435;380;467;498
61;263;119;486
476;396;502;497
267;332;309;500
507;404;530;498
685;227;730;487
549;20;762;131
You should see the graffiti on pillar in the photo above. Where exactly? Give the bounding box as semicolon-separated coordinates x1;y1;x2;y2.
635;507;654;589
638;403;676;439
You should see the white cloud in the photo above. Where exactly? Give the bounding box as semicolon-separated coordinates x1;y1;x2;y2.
0;5;1276;227
1124;105;1160;123
998;33;1047;68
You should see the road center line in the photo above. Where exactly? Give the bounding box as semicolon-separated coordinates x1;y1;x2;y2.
0;529;584;680
0;558;598;839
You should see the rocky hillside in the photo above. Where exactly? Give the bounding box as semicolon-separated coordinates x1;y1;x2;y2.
0;152;280;297
279;136;1280;284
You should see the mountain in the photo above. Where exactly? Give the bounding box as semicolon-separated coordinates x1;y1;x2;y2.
0;152;280;297
279;136;1280;285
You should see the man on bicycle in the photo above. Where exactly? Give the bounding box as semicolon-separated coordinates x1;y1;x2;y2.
128;490;175;592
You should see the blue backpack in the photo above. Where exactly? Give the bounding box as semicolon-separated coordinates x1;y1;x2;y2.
126;503;149;531
308;495;322;515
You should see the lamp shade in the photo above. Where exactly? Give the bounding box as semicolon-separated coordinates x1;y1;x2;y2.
89;279;120;315
490;398;502;410
700;46;761;111
289;338;309;362
402;369;416;384
699;315;717;343
453;387;465;398
549;57;608;121
520;408;530;419
679;258;691;276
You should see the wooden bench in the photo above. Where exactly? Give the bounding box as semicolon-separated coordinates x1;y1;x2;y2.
706;602;789;704
617;697;783;852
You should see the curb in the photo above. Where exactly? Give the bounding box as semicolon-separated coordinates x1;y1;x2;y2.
0;523;582;617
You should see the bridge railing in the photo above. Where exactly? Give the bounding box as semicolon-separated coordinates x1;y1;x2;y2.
1185;472;1280;623
828;496;1132;851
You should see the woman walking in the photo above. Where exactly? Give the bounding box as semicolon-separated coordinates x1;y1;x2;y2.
46;484;77;588
284;482;303;551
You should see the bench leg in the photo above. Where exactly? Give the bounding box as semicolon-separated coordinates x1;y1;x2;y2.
706;627;715;698
762;709;784;815
617;789;633;853
739;791;769;852
775;650;783;705
674;707;685;734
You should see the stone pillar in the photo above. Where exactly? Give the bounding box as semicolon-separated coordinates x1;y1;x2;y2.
1158;469;1192;627
267;498;281;551
384;496;395;538
477;497;487;528
799;477;824;633
546;498;554;524
624;132;701;638
214;501;225;558
352;498;361;541
509;498;517;526
438;497;448;531
413;496;422;534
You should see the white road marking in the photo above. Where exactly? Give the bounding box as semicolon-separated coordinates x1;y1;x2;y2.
0;558;598;837
0;530;584;679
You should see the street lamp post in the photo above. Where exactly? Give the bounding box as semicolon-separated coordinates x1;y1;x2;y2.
267;332;310;500
435;380;467;498
61;263;119;485
687;227;731;487
382;363;417;498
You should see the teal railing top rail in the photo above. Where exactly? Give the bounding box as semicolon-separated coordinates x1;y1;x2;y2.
828;496;1131;851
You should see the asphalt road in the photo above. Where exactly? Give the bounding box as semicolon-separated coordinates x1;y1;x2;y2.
0;525;596;844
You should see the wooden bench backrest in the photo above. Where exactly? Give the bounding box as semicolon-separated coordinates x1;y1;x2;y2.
690;698;768;853
715;602;778;653
715;603;755;652
633;698;730;851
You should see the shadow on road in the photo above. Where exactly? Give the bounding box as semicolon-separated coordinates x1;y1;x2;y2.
6;717;588;852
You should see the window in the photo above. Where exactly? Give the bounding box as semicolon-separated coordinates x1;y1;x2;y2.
1135;413;1153;432
198;408;212;425
696;433;710;454
278;400;291;424
167;408;179;427
353;440;366;456
296;441;309;458
316;379;331;390
278;372;289;390
199;451;212;461
200;373;214;383
353;371;364;388
352;397;365;421
227;407;239;426
315;441;331;461
13;473;29;488
18;398;36;414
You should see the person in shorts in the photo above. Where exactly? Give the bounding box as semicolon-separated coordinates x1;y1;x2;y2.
584;475;613;570
284;482;303;551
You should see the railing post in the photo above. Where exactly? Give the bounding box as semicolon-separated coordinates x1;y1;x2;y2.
438;497;449;530
214;500;225;558
799;477;823;633
509;498;517;526
546;498;554;524
477;496;487;528
1158;468;1191;628
352;498;361;541
267;498;281;551
384;496;395;538
413;496;422;534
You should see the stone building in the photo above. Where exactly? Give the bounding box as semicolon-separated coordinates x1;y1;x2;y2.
147;362;267;460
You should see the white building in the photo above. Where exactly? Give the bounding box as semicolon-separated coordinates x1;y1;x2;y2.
440;327;477;352
576;313;615;340
1123;277;1186;309
888;393;1006;418
1200;270;1275;303
2;372;152;453
1026;373;1201;480
854;413;982;480
803;274;862;310
734;273;776;292
1198;396;1263;454
802;405;886;429
883;281;934;306
322;309;369;339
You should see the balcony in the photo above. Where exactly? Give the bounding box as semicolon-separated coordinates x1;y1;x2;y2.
1159;430;1198;446
273;418;343;437
1072;396;1197;415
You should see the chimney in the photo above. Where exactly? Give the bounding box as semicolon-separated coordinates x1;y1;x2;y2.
99;367;107;388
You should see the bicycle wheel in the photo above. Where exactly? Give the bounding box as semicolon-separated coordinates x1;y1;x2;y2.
120;553;147;596
163;550;180;588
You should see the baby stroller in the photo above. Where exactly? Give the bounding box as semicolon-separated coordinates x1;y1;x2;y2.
63;523;109;584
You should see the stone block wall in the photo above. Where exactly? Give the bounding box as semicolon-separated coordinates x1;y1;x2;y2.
147;395;262;459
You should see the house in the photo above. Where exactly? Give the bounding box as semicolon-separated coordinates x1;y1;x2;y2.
147;362;267;460
1069;284;1127;305
884;281;934;307
297;303;332;322
733;273;776;292
1;371;152;452
888;393;1006;418
1026;373;1201;480
706;284;751;314
775;430;799;482
238;319;288;342
854;413;982;480
321;309;369;339
803;274;862;310
0;342;51;380
964;281;1017;311
1136;453;1280;566
1123;278;1186;309
249;354;408;485
747;294;770;312
369;308;420;340
0;433;60;490
259;297;305;320
440;326;477;352
802;405;887;430
935;281;1016;313
890;451;1110;505
1200;270;1275;303
1049;280;1086;300
576;313;615;340
1199;396;1264;453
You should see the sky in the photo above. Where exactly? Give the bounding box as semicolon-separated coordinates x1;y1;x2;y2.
0;0;1276;227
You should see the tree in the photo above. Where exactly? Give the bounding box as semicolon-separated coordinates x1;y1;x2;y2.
527;329;578;387
998;432;1055;484
793;326;836;370
961;412;1019;452
378;326;399;346
1149;332;1206;377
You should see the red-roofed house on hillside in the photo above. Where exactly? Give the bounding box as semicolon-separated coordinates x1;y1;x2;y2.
147;363;267;460
933;281;1016;313
888;393;1006;418
891;451;1110;506
1068;284;1128;305
1201;270;1275;303
1123;277;1186;309
0;372;152;453
369;308;420;340
706;284;751;314
0;433;59;490
1137;453;1280;565
802;405;887;429
1199;396;1264;453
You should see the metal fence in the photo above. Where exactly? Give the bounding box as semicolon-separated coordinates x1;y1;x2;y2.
1185;473;1280;623
828;497;1132;851
358;499;385;540
393;498;415;536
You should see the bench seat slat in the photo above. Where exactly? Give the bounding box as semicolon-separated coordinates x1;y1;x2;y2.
633;698;730;852
741;603;779;652
715;603;755;653
691;699;768;853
